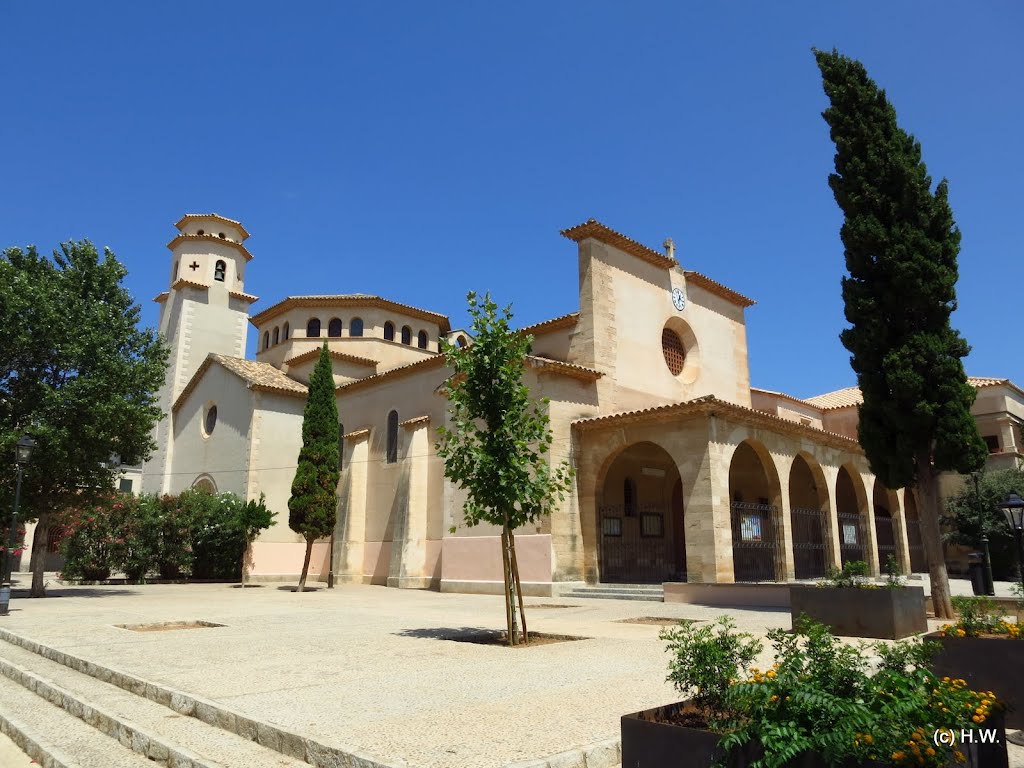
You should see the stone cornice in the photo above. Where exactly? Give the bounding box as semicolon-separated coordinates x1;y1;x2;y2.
561;219;676;270
175;213;250;240
399;415;431;428
167;233;254;261
684;271;756;308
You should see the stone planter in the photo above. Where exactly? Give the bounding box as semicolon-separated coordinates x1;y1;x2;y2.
927;632;1024;729
789;585;927;639
622;699;1007;768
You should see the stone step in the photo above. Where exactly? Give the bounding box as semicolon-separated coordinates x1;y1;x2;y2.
560;587;664;602
0;628;391;768
0;672;158;768
0;637;309;768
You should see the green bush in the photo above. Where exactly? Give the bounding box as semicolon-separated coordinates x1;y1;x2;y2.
60;496;124;581
824;559;871;588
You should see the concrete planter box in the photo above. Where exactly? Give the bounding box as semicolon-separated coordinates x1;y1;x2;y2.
927;632;1024;729
789;585;927;639
622;699;1007;768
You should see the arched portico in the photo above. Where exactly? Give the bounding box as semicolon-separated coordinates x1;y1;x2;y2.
904;491;927;573
789;453;831;579
596;441;685;583
872;480;902;573
728;439;782;582
836;465;869;566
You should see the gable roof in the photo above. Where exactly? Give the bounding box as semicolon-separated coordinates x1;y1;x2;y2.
561;219;677;270
284;348;378;369
173;354;307;412
518;312;579;336
684;271;756;308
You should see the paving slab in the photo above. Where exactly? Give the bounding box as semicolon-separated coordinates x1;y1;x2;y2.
0;578;1020;768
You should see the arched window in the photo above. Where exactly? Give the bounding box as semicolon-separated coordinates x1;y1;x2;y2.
272;326;279;345
263;331;270;350
338;423;344;470
624;477;637;517
386;410;399;464
456;335;468;348
417;330;428;349
328;318;343;337
401;326;412;345
214;260;227;282
197;229;205;236
283;322;290;341
384;321;395;341
350;318;364;337
307;318;321;338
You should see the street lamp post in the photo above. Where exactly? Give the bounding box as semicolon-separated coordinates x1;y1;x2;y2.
997;492;1024;601
1;435;37;616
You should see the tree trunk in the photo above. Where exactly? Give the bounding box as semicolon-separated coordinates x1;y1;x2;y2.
914;451;953;619
500;526;516;645
508;529;529;645
297;537;313;593
241;536;254;588
29;511;50;598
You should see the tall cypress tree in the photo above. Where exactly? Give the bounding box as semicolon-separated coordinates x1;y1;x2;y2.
288;343;340;592
815;49;987;618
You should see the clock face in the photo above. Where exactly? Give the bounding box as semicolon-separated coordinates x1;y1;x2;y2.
671;287;686;311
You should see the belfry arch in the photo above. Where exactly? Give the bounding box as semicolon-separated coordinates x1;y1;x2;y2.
597;441;685;584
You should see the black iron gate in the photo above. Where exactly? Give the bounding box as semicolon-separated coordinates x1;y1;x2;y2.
731;501;779;582
599;503;680;583
791;506;828;579
838;511;867;565
874;512;897;570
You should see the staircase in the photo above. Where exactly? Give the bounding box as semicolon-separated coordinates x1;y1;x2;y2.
0;628;387;768
559;584;664;602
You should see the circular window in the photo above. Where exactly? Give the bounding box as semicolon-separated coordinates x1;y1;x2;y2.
662;328;686;376
204;405;218;436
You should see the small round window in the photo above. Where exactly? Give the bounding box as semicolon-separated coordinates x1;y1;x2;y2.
204;405;218;436
662;328;686;376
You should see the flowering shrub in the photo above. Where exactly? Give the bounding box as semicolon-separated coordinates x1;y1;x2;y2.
59;490;274;582
661;616;1002;768
937;595;1024;639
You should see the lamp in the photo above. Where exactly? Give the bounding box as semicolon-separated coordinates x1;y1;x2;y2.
2;434;37;616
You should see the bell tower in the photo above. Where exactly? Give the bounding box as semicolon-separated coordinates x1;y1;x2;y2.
142;213;259;494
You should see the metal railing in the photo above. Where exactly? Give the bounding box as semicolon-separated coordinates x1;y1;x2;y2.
731;501;780;582
791;506;828;579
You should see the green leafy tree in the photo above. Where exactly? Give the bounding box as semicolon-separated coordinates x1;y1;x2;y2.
436;292;574;645
0;241;168;597
287;343;339;592
942;466;1024;579
815;49;987;618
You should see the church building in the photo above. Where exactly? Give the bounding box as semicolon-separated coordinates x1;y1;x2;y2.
141;213;1024;593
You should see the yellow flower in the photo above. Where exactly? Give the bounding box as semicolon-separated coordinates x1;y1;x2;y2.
864;735;874;745
954;750;966;763
925;748;936;757
766;670;777;679
972;715;982;723
892;752;905;762
956;629;966;637
769;695;778;703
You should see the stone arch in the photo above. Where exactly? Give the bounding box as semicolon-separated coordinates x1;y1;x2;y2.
836;464;869;566
904;491;927;572
595;440;685;584
789;452;830;579
728;439;783;582
872;479;902;574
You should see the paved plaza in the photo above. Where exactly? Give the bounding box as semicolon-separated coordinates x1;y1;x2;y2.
0;576;1020;767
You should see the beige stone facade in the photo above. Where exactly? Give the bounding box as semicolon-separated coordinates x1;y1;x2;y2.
141;214;1024;591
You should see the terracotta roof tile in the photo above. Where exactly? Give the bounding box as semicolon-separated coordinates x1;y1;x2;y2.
175;213;250;240
250;295;450;332
684;271;756;308
284;348;378;368
166;234;255;261
525;355;602;381
172;354;307;412
518;312;579;336
805;377;1022;410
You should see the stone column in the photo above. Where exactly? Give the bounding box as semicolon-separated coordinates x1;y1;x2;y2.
823;465;843;571
688;416;735;583
335;429;369;583
775;464;796;582
894;489;913;575
862;471;880;577
388;417;432;589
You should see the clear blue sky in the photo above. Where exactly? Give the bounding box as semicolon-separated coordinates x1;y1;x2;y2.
3;2;1021;399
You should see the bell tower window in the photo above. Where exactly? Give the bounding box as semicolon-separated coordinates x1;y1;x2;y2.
214;260;227;282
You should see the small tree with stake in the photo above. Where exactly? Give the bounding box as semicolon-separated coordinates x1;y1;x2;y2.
815;49;988;618
288;343;340;592
437;293;573;646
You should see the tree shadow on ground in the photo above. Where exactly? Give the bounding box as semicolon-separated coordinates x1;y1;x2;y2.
275;585;323;592
394;626;490;640
12;588;141;599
